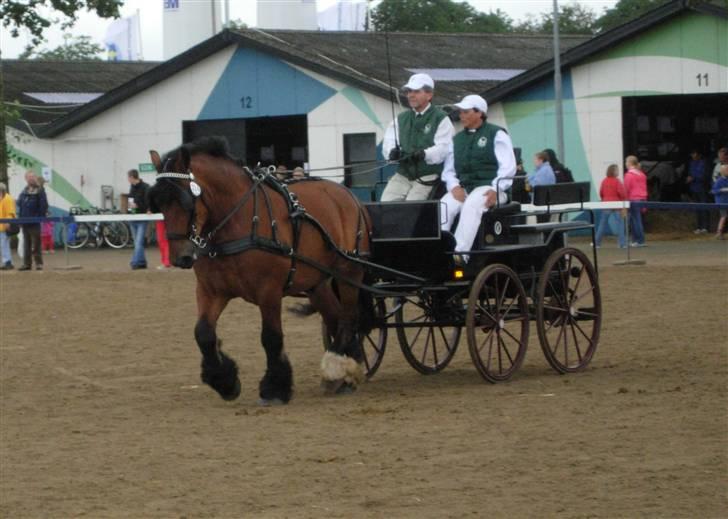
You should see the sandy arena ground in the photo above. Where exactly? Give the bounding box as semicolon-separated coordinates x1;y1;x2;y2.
1;239;726;518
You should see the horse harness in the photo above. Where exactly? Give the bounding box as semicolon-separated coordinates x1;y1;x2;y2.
155;166;368;292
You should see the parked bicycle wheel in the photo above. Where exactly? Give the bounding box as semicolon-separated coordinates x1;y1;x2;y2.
103;221;131;249
64;222;90;249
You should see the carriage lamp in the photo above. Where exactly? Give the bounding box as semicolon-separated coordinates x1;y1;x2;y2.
453;269;464;279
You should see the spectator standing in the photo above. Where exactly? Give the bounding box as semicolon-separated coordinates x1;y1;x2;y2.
686;149;710;234
594;164;627;248
127;169;150;270
543;148;574;183
155;220;171;270
381;73;454;201
712;164;728;240
624;156;648;247
36;176;54;254
16;171;48;270
712;147;727;183
275;165;288;181
0;182;17;270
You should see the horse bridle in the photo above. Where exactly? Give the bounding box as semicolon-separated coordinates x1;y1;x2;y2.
154;170;210;250
155;165;276;256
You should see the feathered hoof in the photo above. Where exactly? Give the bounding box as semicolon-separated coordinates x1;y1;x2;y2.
201;352;241;401
321;351;364;384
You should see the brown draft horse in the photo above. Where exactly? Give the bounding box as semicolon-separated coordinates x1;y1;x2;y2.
147;137;372;405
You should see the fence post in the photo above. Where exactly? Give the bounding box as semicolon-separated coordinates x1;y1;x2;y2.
614;201;645;266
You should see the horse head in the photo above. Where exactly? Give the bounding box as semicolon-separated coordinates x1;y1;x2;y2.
147;146;202;269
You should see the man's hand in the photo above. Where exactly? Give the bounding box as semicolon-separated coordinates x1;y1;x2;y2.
484;190;497;208
451;186;466;203
410;149;426;162
686;176;693;184
388;147;401;161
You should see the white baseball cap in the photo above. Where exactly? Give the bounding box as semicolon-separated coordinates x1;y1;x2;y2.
454;94;488;114
403;73;434;91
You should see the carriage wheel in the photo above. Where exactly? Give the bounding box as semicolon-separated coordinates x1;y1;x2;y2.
466;264;529;383
395;293;461;374
536;247;602;374
321;298;387;379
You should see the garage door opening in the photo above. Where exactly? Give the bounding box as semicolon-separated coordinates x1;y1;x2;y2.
622;93;728;162
183;115;308;169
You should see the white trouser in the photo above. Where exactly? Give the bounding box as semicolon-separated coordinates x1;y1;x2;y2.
440;186;508;253
380;173;438;202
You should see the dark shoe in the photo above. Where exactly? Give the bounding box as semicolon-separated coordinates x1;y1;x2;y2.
18;265;31;271
131;264;147;270
35;265;43;271
1;263;13;270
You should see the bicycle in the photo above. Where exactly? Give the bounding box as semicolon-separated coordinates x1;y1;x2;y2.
64;207;131;249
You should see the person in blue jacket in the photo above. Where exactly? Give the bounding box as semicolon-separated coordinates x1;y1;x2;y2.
527;151;556;194
16;171;48;271
712;164;728;240
686;149;711;233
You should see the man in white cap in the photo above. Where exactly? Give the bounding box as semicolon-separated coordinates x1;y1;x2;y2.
381;73;454;201
440;94;516;259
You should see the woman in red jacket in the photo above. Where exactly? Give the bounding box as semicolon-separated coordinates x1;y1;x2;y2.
624;155;648;247
594;164;627;248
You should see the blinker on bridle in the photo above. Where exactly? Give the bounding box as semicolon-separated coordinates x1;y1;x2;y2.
155;170;209;249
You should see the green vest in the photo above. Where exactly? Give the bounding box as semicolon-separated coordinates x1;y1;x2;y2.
397;106;447;180
453;122;504;192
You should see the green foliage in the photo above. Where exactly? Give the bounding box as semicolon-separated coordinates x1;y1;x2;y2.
226;18;248;30
0;0;122;46
371;0;513;33
516;3;598;34
18;34;104;61
594;0;670;32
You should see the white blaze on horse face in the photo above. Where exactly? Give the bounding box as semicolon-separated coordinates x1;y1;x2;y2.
320;351;364;385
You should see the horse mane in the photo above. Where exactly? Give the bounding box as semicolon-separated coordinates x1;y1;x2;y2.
185;136;245;167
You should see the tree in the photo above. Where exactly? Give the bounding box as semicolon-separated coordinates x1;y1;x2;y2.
1;0;122;47
594;0;669;32
515;3;598;35
371;0;513;33
18;34;104;61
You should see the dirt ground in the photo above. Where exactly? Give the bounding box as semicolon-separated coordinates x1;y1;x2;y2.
1;240;726;518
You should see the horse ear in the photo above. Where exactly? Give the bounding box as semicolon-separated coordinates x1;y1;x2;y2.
149;150;162;172
180;146;191;170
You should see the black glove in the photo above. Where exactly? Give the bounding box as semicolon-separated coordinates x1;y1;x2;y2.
410;149;426;163
388;147;401;161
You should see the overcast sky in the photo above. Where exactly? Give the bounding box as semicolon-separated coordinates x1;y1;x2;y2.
0;0;618;61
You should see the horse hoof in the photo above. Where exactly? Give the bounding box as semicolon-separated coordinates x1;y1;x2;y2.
220;378;241;401
321;379;356;396
336;382;357;395
257;397;287;407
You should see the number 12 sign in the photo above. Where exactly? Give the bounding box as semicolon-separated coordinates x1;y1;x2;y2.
164;0;179;10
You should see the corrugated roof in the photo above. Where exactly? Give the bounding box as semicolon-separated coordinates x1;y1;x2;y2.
2;60;159;134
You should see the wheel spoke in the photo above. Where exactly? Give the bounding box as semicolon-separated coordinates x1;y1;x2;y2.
485;332;495;371
364;334;381;355
497;275;511;313
569;265;585;305
420;328;432;364
542;304;568;313
501;293;519;319
478;326;497;354
501;326;521;347
437;326;454;353
498;334;515;367
362;348;371;372
410;326;424;347
575;285;595;301
572;320;595;347
569;321;583;363
563;319;569;366
431;328;440;366
547;279;568;309
551;323;566;357
475;302;497;326
496;331;503;374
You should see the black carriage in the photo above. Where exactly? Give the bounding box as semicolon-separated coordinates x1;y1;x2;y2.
333;181;602;383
